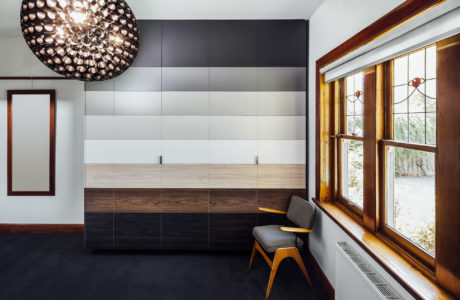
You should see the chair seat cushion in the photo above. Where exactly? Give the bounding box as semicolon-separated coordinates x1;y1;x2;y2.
252;225;304;253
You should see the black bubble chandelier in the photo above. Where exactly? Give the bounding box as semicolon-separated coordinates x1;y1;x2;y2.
20;0;139;81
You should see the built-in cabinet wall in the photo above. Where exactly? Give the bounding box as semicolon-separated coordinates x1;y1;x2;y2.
84;20;307;250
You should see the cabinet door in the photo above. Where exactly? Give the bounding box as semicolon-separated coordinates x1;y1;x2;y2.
85;213;113;249
114;213;161;249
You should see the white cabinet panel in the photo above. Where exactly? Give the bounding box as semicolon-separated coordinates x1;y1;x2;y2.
85;91;114;115
209;92;257;115
209;140;257;164
209;116;257;140
85;140;116;163
162;116;208;140
162;140;209;164
258;140;306;164
258;92;305;116
162;91;209;115
85;116;114;140
85;140;162;163
114;67;161;91
114;116;161;140
114;91;161;115
258;116;306;140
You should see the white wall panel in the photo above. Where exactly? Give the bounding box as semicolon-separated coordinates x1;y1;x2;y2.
113;116;161;140
258;116;306;140
209;116;257;140
258;140;306;164
258;91;306;116
85;116;114;140
209;140;258;164
162;140;209;163
114;91;161;115
209;92;258;115
86;91;114;115
162;91;209;115
162;116;209;140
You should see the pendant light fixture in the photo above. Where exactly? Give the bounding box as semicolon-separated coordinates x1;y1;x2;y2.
20;0;139;81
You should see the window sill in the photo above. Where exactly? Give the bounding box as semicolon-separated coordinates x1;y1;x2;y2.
312;198;453;300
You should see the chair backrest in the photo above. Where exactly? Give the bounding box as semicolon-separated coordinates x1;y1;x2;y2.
287;195;316;229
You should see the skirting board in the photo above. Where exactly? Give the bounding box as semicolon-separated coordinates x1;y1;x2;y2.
0;224;84;233
305;249;335;300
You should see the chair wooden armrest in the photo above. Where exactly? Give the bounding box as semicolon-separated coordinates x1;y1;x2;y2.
280;227;312;233
258;207;287;214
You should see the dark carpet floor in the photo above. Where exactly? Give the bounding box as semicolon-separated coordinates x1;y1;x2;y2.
0;233;328;300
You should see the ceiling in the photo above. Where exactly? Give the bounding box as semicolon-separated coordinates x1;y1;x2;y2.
0;0;323;37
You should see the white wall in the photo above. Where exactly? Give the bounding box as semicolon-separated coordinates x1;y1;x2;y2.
0;37;85;224
308;0;415;297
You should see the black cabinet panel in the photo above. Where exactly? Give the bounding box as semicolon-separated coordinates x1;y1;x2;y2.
114;213;161;249
132;20;162;67
258;20;307;67
162;21;209;67
85;213;113;249
210;213;257;250
162;213;208;249
209;21;258;67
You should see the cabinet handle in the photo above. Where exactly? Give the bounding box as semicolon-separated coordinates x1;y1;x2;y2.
256;156;259;165
160;155;163;165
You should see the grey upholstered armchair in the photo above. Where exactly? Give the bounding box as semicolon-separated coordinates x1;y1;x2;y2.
248;195;316;298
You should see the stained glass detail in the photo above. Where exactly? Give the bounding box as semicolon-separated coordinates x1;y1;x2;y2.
345;72;364;136
393;46;436;145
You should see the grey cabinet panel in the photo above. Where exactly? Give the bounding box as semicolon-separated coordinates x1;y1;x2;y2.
162;116;208;140
258;20;307;67
162;21;209;67
258;68;306;91
114;92;161;115
162;68;209;91
162;92;209;115
85;79;114;91
258;116;306;140
132;20;162;67
209;21;258;67
162;213;209;249
86;91;114;115
114;67;162;91
114;213;161;249
85;213;113;249
85;116;114;140
209;68;258;91
114;116;162;140
258;92;306;116
209;117;257;140
209;92;257;116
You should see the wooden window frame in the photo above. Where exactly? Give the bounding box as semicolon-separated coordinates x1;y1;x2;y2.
315;0;460;298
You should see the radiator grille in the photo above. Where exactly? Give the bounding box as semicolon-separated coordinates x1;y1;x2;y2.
336;242;403;300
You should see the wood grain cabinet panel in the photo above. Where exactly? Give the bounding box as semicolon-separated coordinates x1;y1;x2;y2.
85;188;113;213
85;164;161;188
209;164;257;188
161;189;209;213
162;213;209;249
114;189;162;213
209;189;258;213
85;213;113;249
114;213;161;249
209;213;257;250
257;188;306;212
258;164;306;189
161;164;209;188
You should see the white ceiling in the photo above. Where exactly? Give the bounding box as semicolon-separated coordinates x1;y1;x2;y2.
0;0;323;37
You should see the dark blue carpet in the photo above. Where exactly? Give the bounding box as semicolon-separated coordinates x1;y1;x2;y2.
0;233;328;300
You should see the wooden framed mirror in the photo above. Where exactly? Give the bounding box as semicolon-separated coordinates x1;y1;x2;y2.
7;90;56;196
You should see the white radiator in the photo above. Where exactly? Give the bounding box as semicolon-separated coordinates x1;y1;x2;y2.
335;242;403;300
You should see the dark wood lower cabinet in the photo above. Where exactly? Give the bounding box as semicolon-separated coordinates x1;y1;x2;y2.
85;213;113;249
114;213;161;249
84;188;305;250
162;213;209;250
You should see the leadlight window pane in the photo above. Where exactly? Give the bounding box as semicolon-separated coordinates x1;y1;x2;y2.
341;139;363;208
345;72;364;136
385;146;435;256
392;45;436;145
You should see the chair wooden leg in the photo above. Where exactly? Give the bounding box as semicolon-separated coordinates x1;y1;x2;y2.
291;248;312;286
248;241;258;270
265;249;285;298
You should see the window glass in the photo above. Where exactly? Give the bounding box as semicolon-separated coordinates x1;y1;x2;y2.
385;146;435;255
393;46;436;144
345;72;364;136
341;139;363;208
